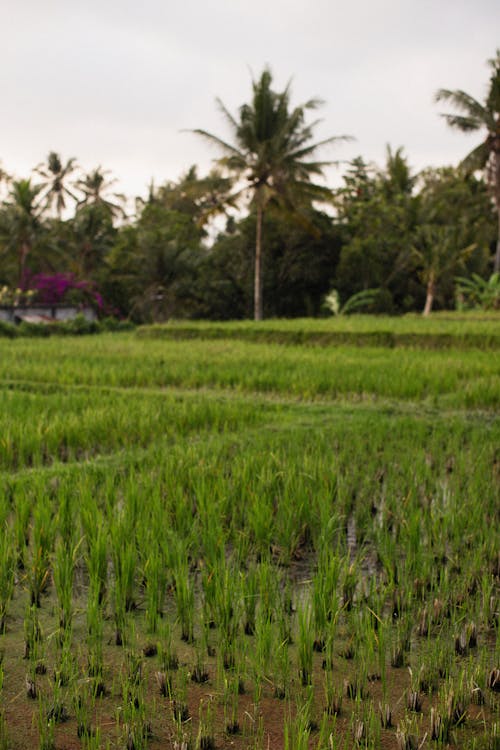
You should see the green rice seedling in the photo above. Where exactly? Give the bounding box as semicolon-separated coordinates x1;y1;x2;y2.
353;608;379;681
73;679;94;739
311;568;331;652
110;529;137;646
173;561;195;643
316;712;338;750
274;634;291;700
430;705;451;744
201;565;217;633
0;527;14;633
344;673;368;702
349;697;381;749
37;695;56;750
113;584;127;647
214;561;240;651
431;628;454;680
87;608;106;696
390;618;412;669
395;716;422;750
143;545;166;635
158;620;179;671
0;662;8;750
47;676;70;723
284;701;311;750
54;628;77;687
223;673;241;734
155;668;172;698
257;558;280;622
487;722;500;750
111;532;137;614
274;476;311;565
119;680;150;750
406;666;425;712
24;602;43;662
27;498;55;607
13;490;31;570
254;608;274;681
171;670;191;745
84;514;108;606
324;669;342;716
379;701;392;729
430;679;468;744
55;485;78;548
481;575;499;629
276;599;293;652
467;663;487;706
341;561;358;612
81;727;102;750
191;640;209;684
297;605;314;687
241;563;259;635
196;695;215;750
53;538;80;632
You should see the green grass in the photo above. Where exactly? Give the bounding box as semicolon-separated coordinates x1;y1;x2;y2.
0;332;498;408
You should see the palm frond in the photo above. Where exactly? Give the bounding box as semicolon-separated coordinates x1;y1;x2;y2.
215;98;239;131
435;89;487;121
439;114;482;132
189;129;244;160
459;141;490;173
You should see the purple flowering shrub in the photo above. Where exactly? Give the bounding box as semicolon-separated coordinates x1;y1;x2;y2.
26;273;103;309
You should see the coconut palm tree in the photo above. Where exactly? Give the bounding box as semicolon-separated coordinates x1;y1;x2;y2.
1;179;43;286
435;50;500;271
193;67;351;319
35;152;79;218
75;167;126;220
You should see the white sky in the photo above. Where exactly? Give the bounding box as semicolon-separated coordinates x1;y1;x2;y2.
1;0;499;203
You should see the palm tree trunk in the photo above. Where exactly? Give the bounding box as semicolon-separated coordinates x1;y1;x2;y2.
495;155;500;273
423;271;435;316
19;242;30;289
495;211;500;274
254;203;263;321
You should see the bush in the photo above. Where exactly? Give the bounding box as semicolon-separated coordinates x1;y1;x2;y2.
0;320;18;338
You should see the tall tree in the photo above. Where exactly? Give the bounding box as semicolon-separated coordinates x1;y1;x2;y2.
0;179;43;286
75;167;126;220
35;152;78;218
413;167;493;314
334;150;418;312
193;67;351;319
435;50;500;271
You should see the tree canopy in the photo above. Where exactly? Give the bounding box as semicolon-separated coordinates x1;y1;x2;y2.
0;55;498;320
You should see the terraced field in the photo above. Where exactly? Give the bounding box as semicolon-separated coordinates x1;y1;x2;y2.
0;317;498;749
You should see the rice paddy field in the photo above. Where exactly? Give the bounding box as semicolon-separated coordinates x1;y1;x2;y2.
0;315;499;750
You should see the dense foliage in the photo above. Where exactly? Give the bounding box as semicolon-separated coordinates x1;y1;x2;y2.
0;54;498;320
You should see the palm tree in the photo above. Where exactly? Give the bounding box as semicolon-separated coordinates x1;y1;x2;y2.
75;167;126;220
1;179;43;286
35;152;79;218
193;67;351;319
435;50;500;271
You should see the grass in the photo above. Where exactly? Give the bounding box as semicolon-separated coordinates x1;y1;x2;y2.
0;315;498;749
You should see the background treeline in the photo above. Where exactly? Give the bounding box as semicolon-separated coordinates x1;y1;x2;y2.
0;150;496;322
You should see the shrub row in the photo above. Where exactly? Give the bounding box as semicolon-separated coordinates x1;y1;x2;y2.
0;316;135;338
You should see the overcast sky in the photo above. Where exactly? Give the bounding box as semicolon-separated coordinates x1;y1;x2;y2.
1;0;499;202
